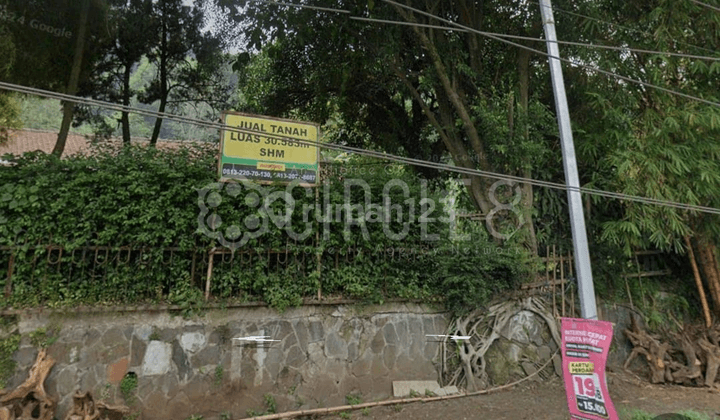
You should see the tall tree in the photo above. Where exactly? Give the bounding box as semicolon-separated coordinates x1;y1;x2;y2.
222;0;558;252
0;25;21;144
562;0;720;320
1;0;111;155
52;0;91;157
85;0;154;144
141;0;230;145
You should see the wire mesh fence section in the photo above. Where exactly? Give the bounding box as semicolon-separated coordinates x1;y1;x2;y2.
6;241;672;310
0;242;438;306
0;244;202;304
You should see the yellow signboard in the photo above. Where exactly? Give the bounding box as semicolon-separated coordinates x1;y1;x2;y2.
219;112;319;185
569;362;595;375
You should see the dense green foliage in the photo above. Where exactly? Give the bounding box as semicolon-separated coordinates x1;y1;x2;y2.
217;0;720;319
5;0;720;321
0;333;19;388
226;0;560;255
0;146;530;314
0;26;20;144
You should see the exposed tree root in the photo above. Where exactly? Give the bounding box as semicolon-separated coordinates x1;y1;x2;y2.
0;350;129;420
0;349;56;420
624;316;720;387
444;296;561;391
63;391;130;420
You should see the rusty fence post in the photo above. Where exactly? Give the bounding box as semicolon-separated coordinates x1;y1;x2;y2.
5;251;15;298
205;248;216;301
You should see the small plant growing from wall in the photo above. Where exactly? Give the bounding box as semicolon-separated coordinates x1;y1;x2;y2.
0;334;20;388
120;372;138;405
214;365;224;387
245;394;278;417
28;324;60;349
263;394;277;414
148;328;161;341
345;394;362;405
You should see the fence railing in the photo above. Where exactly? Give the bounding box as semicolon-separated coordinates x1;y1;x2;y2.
0;241;440;305
521;246;577;318
1;242;674;309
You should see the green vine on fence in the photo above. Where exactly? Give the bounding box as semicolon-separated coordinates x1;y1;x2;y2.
0;145;532;314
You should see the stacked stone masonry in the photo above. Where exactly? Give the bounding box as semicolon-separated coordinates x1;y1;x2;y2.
9;304;447;420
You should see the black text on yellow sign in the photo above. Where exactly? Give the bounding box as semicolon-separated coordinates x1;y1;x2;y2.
223;114;318;165
569;362;595;374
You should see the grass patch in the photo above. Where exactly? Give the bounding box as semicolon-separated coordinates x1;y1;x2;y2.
0;334;20;388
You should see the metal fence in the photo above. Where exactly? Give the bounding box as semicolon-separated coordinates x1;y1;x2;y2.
0;240;437;305
1;241;673;309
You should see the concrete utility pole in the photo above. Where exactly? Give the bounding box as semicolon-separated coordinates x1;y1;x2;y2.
539;0;598;320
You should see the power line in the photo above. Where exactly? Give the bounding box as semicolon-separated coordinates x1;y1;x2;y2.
531;0;720;57
354;16;720;62
249;0;720;62
2;81;720;217
381;0;720;109
249;0;350;14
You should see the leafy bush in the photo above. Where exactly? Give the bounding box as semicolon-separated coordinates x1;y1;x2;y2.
0;147;531;313
0;334;20;388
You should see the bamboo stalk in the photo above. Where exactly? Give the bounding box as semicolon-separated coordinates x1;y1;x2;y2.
624;275;634;311
709;241;720;314
684;236;712;328
634;252;647;309
698;239;720;314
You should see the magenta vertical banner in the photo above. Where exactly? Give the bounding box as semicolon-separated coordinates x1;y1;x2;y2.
561;318;619;420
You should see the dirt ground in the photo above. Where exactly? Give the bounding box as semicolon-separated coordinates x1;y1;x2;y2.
315;371;720;420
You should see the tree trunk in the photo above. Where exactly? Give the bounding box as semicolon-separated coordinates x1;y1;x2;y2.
711;243;720;313
394;5;493;177
517;47;538;255
436;94;492;214
121;61;132;145
150;95;167;146
684;236;712;328
149;0;168;146
391;59;492;214
696;237;720;315
52;0;90;157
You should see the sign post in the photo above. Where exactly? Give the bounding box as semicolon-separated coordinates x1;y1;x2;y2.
561;318;619;420
219;112;320;185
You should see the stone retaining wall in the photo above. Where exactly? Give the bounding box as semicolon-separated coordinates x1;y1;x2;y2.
8;303;448;419
4;301;637;419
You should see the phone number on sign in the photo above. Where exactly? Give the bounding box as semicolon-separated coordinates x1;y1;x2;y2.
222;168;316;182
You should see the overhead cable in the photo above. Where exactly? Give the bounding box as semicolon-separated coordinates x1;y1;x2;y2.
380;0;720;109
248;0;720;61
1;81;720;216
531;0;720;57
249;0;350;14
354;16;720;62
